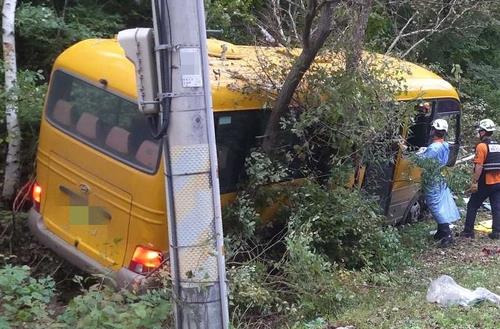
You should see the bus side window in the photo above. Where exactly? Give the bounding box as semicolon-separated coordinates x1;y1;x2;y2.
438;113;459;144
215;111;260;193
435;99;460;146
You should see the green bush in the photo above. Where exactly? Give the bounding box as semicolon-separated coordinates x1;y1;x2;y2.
291;317;328;329
283;222;347;319
227;219;348;327
205;0;262;43
16;3;123;71
0;265;173;329
228;262;280;316
0;64;48;179
289;182;410;271
444;163;472;207
57;286;172;329
0;265;55;327
223;191;260;243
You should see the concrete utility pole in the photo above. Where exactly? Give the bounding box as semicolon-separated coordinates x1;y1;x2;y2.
153;1;229;328
119;0;229;328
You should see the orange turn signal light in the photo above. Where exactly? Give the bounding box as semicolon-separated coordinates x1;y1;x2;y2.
32;183;42;210
129;246;163;274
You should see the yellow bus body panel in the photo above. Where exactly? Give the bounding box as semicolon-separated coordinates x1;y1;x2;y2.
36;38;459;271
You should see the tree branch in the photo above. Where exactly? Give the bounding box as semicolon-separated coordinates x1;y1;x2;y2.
385;0;486;56
302;0;318;49
385;12;416;54
263;0;337;152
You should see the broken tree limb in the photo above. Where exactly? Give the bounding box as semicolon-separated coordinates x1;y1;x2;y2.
455;154;475;165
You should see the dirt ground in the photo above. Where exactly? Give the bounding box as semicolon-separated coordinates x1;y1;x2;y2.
335;211;500;329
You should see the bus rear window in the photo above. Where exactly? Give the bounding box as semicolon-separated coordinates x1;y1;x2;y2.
45;70;161;173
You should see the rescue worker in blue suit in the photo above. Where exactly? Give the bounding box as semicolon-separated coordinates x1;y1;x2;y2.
417;119;460;247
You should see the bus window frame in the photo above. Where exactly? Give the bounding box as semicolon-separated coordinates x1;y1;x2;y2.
406;98;461;148
214;109;270;194
433;98;461;146
44;69;162;175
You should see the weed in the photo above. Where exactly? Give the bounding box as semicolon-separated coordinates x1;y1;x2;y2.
289;182;411;271
0;264;173;329
0;265;54;327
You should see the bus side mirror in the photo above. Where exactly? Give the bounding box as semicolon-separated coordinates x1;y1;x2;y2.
118;28;159;115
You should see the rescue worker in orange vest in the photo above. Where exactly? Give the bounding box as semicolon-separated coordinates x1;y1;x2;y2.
460;119;500;239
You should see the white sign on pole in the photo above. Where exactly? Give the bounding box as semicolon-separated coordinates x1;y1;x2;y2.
180;48;203;88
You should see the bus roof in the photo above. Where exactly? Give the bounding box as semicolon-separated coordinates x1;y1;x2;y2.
53;38;459;111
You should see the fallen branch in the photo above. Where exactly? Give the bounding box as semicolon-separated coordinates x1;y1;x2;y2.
455;154;474;165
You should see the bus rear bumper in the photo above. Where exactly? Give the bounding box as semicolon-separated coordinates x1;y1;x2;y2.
27;207;143;288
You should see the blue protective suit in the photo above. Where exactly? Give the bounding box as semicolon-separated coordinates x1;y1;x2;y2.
418;141;460;224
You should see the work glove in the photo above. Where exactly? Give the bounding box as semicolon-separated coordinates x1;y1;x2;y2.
470;182;478;193
415;147;427;155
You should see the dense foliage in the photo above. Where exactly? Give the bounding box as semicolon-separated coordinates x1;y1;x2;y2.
1;0;499;328
0;264;172;328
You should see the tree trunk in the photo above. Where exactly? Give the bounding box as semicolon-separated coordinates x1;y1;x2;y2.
346;0;374;73
2;0;21;201
262;2;335;152
344;0;374;177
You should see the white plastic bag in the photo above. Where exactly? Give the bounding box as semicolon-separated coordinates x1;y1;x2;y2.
426;275;500;307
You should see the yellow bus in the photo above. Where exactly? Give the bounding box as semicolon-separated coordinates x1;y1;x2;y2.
28;38;460;285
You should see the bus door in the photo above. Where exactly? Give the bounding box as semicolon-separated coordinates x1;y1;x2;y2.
390;99;461;224
432;99;461;166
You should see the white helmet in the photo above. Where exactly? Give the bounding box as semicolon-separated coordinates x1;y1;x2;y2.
478;119;496;132
432;119;448;132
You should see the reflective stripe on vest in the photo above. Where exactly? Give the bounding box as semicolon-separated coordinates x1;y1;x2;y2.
484;140;500;172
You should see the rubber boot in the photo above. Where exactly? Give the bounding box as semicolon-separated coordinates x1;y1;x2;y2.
439;224;454;248
488;232;500;239
459;230;475;239
489;215;500;239
433;224;448;241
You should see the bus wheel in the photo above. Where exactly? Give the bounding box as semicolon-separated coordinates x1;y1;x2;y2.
405;198;422;224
